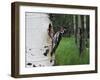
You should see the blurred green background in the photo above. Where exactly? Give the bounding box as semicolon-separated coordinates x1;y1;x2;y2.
49;14;90;65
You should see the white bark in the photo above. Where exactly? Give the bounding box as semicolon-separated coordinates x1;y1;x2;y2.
25;13;54;67
73;15;76;34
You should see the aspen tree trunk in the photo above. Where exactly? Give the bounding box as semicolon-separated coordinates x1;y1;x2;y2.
77;15;83;55
78;15;86;55
83;15;87;48
73;15;77;43
75;15;78;44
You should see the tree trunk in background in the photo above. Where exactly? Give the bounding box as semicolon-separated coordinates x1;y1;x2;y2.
83;15;87;49
75;15;78;44
79;15;87;55
73;15;76;43
73;15;87;55
78;15;83;55
77;15;81;49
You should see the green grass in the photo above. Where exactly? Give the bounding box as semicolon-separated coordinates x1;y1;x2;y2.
55;37;89;66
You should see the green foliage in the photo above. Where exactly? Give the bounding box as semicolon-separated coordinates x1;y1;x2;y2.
55;37;89;65
49;14;74;32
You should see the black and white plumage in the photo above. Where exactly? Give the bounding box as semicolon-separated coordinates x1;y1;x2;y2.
51;31;64;56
